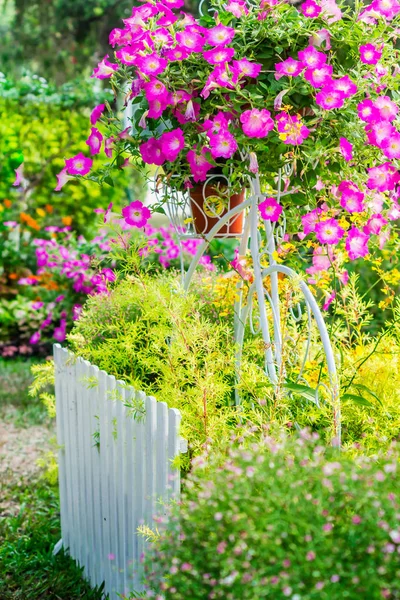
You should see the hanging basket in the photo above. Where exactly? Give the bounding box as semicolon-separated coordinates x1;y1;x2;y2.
189;185;245;238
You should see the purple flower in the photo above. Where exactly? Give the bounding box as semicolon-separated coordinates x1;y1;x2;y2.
346;226;370;260
90;104;105;125
315;218;345;245
29;331;41;345
86;127;103;156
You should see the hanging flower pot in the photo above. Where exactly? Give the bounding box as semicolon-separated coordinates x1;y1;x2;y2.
189;185;245;238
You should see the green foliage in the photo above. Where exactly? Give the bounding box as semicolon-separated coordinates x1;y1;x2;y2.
1;0;133;82
0;479;106;599
0;95;131;234
68;269;247;466
142;432;400;600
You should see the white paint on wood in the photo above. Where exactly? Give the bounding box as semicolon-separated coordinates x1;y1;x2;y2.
53;345;185;599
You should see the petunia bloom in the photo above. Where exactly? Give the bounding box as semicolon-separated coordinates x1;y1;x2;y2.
315;88;345;110
139;138;166;166
315;218;345;245
135;53;168;76
300;0;322;17
203;47;235;65
159;128;185;162
275;57;305;79
304;64;333;87
298;46;326;68
122;200;151;228
204;24;235;47
232;58;262;79
240;109;274;138
225;0;248;17
92;55;119;79
259;197;283;222
54;168;71;191
364;214;388;235
90;104;105;125
209;130;238;159
367;162;400;191
86;127;103;156
338;180;364;212
346;226;369;260
187;147;213;182
339;137;353;161
65;153;93;176
359;43;382;65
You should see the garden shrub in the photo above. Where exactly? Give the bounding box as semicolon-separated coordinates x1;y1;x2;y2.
142;431;400;600
68;266;276;466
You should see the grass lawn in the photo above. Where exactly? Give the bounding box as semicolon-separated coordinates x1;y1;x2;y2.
0;358;106;599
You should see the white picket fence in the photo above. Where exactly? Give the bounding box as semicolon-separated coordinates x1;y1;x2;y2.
53;344;185;599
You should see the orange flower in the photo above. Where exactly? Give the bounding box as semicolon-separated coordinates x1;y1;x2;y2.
62;216;72;226
45;204;53;213
4;199;12;208
20;212;30;223
8;273;18;280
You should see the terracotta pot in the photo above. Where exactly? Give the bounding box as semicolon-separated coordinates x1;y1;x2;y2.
190;185;245;237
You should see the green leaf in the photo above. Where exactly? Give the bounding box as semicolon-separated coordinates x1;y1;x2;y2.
284;381;319;405
350;384;383;406
341;393;373;407
104;176;114;187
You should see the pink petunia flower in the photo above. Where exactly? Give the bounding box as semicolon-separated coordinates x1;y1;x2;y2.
232;58;262;79
364;214;387;235
86;127;103;156
298;46;326;68
65;153;93;176
104;137;114;159
165;47;190;61
359;43;382;65
249;152;259;174
139;138;166;166
204;24;235;47
90;104;105;125
115;47;137;65
225;0;248;17
209;130;238;159
367;162;400;191
315;218;345;244
30;331;41;345
159;128;185;162
300;0;322;17
176;27;205;53
315;88;345;110
304;64;333;87
122;200;151;228
338;180;364;212
346;226;370;259
275;57;305;79
374;96;398;122
135;53;168;76
203;47;235;65
381;132;400;159
240;109;274;138
259;197;283;222
276;113;310;145
187;147;213;182
143;79;169;103
320;0;342;22
91;55;119;79
302;208;322;234
328;76;357;98
323;290;336;310
309;28;331;49
54;168;71;191
339;137;353;161
94;202;113;223
357;99;380;123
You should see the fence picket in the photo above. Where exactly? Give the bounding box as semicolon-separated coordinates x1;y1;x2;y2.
53;347;185;599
